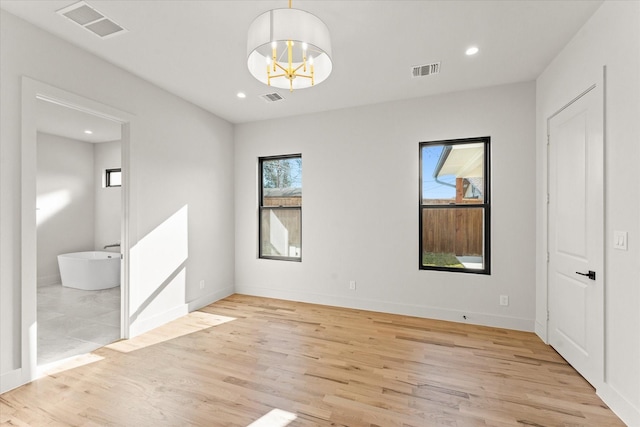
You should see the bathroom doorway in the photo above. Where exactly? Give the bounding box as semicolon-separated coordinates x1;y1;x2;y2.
35;98;123;366
21;78;133;381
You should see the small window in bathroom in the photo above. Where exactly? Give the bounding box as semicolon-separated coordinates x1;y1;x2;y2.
106;168;121;187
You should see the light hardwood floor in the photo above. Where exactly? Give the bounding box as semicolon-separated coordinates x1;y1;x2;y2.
1;294;624;426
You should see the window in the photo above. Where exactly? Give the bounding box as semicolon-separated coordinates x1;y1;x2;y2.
259;155;302;261
105;168;121;187
419;137;490;274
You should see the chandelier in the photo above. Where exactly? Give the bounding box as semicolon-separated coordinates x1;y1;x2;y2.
247;0;332;92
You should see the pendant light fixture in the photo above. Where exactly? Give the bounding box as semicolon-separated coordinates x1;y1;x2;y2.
247;0;332;92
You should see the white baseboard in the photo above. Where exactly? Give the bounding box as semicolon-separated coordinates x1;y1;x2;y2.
37;274;60;287
0;368;23;394
235;285;535;332
188;286;234;312
598;383;640;427
129;304;189;338
535;319;548;343
128;286;233;339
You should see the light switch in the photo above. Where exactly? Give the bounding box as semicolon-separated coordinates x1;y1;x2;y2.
613;231;628;250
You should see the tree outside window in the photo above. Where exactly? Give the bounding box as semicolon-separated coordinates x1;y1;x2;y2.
259;155;302;261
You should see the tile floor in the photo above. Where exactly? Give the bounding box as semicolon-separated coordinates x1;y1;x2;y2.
37;283;120;365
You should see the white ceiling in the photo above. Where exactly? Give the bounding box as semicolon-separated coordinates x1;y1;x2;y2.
37;98;122;143
1;0;602;125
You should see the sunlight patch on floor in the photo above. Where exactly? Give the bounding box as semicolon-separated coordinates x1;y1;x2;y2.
247;408;297;427
36;352;105;379
106;311;236;353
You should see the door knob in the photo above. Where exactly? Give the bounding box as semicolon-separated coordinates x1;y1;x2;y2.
576;270;596;280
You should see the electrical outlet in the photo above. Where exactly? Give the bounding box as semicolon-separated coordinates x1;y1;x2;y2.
199;280;205;290
499;295;509;306
349;280;356;290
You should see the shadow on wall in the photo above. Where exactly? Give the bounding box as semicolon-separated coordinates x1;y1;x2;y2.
129;205;189;327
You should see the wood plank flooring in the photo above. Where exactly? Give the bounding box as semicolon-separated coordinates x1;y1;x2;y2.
1;294;625;426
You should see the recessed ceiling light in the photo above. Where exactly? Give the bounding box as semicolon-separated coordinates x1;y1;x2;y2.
237;92;246;99
84;130;93;134
466;46;479;56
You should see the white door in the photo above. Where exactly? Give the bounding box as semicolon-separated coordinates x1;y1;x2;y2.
547;82;604;388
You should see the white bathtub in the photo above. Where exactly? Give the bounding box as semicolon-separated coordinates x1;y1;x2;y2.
57;251;121;290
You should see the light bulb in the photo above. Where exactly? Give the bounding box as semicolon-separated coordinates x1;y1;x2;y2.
466;46;479;56
271;41;277;49
302;42;308;51
266;56;272;65
308;56;314;65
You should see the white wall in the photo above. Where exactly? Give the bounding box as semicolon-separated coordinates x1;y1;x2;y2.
36;133;95;286
535;1;640;424
235;81;536;331
0;10;235;386
94;140;121;253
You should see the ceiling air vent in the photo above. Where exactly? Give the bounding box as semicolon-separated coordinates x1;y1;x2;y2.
57;1;127;39
411;62;441;78
260;93;285;103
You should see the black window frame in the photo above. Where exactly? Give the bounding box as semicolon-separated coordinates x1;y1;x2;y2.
105;168;121;188
419;136;491;275
258;154;302;262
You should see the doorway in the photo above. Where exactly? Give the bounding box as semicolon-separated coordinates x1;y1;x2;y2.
21;77;132;382
35;98;123;366
546;75;604;388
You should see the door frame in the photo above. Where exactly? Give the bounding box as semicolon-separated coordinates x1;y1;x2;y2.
21;77;134;382
542;67;606;385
